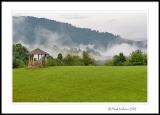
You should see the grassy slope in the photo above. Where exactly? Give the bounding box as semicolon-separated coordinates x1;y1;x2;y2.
13;66;147;102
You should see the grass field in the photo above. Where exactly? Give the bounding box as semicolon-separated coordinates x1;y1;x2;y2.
13;66;147;102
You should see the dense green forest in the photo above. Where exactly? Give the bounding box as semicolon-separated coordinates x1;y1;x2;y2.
13;16;147;49
13;43;147;68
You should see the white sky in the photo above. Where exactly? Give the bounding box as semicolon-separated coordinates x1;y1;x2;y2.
14;13;147;41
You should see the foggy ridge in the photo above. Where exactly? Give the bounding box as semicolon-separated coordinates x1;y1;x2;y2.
13;16;147;61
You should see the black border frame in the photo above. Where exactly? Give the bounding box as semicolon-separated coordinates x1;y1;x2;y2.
1;1;159;114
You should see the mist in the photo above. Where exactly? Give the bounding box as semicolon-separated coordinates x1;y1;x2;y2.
13;27;146;61
13;16;147;63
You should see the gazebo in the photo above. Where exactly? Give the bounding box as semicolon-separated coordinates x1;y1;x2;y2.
28;48;49;68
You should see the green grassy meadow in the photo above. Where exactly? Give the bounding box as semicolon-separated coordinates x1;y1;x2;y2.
13;66;147;102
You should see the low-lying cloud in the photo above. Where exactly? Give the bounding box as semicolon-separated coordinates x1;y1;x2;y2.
13;17;147;62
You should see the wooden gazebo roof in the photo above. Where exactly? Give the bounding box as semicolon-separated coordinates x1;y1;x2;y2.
29;48;49;55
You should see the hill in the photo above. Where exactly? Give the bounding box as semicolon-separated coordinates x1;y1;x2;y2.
13;16;147;60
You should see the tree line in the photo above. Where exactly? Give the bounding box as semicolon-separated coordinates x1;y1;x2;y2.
13;43;147;68
13;43;95;68
105;50;147;66
46;51;95;66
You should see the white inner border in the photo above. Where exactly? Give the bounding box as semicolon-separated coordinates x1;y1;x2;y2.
2;2;159;114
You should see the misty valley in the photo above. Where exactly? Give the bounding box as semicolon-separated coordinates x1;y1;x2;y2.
13;16;147;67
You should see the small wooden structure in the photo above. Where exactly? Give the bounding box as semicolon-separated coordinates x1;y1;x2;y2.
28;48;49;68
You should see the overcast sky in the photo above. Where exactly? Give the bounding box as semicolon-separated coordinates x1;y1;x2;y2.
14;13;147;41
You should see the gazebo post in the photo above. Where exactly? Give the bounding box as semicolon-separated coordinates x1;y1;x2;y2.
41;54;42;64
45;54;47;65
30;55;32;64
32;55;33;64
28;55;30;66
29;55;31;65
33;55;34;64
38;54;39;60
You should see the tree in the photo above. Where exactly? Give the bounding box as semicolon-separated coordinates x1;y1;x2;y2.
13;58;25;68
63;54;74;66
124;57;132;66
56;53;64;66
113;52;126;66
63;54;84;66
72;55;84;65
130;50;144;65
47;56;57;66
119;53;126;63
57;53;63;61
113;55;120;66
13;43;29;68
82;51;95;65
143;53;147;65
